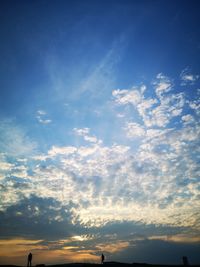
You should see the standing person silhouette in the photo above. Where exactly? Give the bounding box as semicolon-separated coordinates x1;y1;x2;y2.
101;253;105;264
27;253;32;267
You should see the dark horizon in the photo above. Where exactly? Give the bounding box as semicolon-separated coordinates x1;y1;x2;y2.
1;261;200;267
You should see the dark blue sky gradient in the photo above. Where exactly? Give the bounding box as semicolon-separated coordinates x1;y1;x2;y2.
0;0;200;265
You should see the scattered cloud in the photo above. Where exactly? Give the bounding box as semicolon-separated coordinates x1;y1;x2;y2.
180;68;199;85
1;71;200;264
36;110;52;124
112;80;184;128
153;73;173;98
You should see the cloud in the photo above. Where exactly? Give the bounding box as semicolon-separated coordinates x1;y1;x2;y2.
1;115;199;231
74;127;90;136
112;87;142;106
11;165;28;179
37;118;52;124
36;110;52;124
180;68;199;85
96;241;130;254
48;146;77;157
125;122;145;138
74;127;102;145
0;154;14;172
72;38;124;100
0;119;37;157
189;97;200;116
148;234;200;243
110;73;200;228
143;92;185;127
112;78;184;128
0;237;99;265
0;196;78;239
1;71;200;265
181;114;194;125
37;110;47;115
153;73;173;98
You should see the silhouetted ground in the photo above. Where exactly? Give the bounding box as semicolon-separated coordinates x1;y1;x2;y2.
1;262;200;267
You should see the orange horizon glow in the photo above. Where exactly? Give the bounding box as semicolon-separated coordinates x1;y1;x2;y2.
0;238;100;266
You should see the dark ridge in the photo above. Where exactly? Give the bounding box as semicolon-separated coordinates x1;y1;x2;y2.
1;263;200;267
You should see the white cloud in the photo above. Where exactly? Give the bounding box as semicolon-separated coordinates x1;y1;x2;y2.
125;122;145;138
12;165;28;179
37;118;52;124
74;127;90;136
0;155;15;180
74;128;102;145
137;98;158;119
108;73;200;229
0;161;14;171
48;146;77;157
37;110;46;115
84;135;99;144
1;72;200;235
112;87;142;106
0;126;199;230
116;113;125;118
36;110;52;124
181;114;194;125
153;73;173;97
1;116;199;228
143;92;185;127
112;78;184;128
180;68;199;85
189;98;200;116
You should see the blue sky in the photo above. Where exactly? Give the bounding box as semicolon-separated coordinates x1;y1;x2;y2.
0;0;200;265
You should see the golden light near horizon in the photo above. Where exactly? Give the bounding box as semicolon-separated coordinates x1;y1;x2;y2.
0;238;99;265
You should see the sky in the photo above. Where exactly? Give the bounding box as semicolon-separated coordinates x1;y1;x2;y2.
0;0;200;265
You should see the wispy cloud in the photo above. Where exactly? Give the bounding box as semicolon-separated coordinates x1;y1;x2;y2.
180;68;199;85
36;110;52;124
0;119;37;157
148;234;200;243
71;37;125;101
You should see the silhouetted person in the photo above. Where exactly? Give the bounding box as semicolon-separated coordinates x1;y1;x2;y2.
27;253;32;267
183;256;189;266
101;253;105;264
